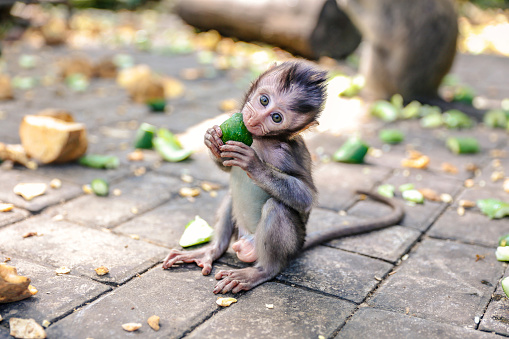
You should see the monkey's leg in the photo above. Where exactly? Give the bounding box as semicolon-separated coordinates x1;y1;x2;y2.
214;198;303;294
162;193;234;275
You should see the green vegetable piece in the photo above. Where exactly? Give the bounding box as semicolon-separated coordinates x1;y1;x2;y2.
483;109;508;128
91;178;109;196
420;112;443;128
402;189;424;204
66;73;89;92
399;183;415;192
18;54;37;69
12;76;37;90
446;137;480;154
496;247;509;262
390;94;404;111
153;137;192;162
134;123;157;149
377;184;395;198
179;216;214;247
146;98;166;112
79;154;119;169
400;100;422;119
379;129;405;144
157;128;183;150
442;109;474;129
477;199;509;219
498;234;509;247
502;277;509;297
220;112;253;146
332;137;369;164
453;85;475;105
370;100;399;122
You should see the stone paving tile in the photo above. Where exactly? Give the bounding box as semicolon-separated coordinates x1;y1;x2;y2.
0;255;111;325
0;169;83;212
479;269;509;336
0;326;9;338
307;207;421;263
338;307;501;338
188;282;356;339
428;208;509;248
115;190;227;248
0;206;30;228
48;171;182;228
348;198;449;232
457;186;509;206
0;215;167;285
46;264;226;339
154;150;230;186
277;245;393;303
314;162;393;211
368;238;503;327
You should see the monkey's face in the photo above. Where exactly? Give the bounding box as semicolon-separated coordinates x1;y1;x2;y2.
241;74;310;138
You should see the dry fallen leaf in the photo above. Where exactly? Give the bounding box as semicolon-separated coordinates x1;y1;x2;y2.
127;150;144;161
94;266;109;276
216;297;237;307
179;187;200;198
418;188;441;202
401;152;430;169
22;232;38;238
49;178;62;189
441;162;458;174
0;203;14;212
459;199;476;208
0;264;37;303
55;266;71;276
504;178;509;193
200;181;221;192
13;183;47;201
9;318;46;339
147;315;160;331
122;323;142;332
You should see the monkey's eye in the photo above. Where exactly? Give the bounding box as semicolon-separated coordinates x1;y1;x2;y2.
271;112;282;123
260;94;269;106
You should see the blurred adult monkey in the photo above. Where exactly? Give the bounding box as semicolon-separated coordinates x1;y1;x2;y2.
337;0;458;103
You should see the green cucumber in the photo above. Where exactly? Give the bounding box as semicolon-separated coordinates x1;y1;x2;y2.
219;112;253;146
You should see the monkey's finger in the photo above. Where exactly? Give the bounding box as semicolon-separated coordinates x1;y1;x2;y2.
221;280;239;294
232;282;250;294
201;264;212;276
215;270;232;280
213;125;223;138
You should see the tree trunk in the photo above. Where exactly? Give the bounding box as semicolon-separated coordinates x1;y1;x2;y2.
175;0;360;60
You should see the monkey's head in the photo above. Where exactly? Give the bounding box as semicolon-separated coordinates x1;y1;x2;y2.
241;61;328;139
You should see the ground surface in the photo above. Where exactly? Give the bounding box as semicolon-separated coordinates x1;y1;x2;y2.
1;10;509;339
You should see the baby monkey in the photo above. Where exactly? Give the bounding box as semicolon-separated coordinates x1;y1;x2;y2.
162;61;403;294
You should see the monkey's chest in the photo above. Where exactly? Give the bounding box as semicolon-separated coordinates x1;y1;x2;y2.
230;167;270;234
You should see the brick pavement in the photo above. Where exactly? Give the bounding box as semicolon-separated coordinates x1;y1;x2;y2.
1;17;509;338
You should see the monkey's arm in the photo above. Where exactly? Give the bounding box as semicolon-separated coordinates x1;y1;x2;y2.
220;141;314;214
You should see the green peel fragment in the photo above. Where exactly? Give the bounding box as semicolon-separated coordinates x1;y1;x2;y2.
377;184;395;198
477;199;509;219
502;277;509;298
496;246;509;261
402;189;424;204
179;216;214;248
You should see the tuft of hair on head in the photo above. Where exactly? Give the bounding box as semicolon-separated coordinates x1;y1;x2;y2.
275;61;328;117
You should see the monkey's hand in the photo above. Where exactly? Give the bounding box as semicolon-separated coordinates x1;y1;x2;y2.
162;246;219;276
220;141;262;175
204;125;224;159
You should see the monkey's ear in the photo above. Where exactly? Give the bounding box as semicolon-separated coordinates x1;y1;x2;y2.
289;121;319;140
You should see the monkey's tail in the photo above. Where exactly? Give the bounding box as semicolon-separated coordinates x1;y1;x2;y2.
303;190;404;250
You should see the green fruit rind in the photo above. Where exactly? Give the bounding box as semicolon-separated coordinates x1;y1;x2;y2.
79;154;120;169
502;277;509;298
377;184;395;198
91;178;109;196
219;113;253;146
134;123;157;149
179;216;214;247
446;137;480;154
496;246;509;262
153;137;192;162
379;129;404;144
333;137;369;164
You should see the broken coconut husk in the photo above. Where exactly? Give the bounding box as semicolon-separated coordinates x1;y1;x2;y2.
19;114;87;164
0;263;37;303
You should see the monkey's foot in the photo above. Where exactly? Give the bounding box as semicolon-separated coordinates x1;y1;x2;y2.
213;267;274;294
231;237;257;263
162;247;218;276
